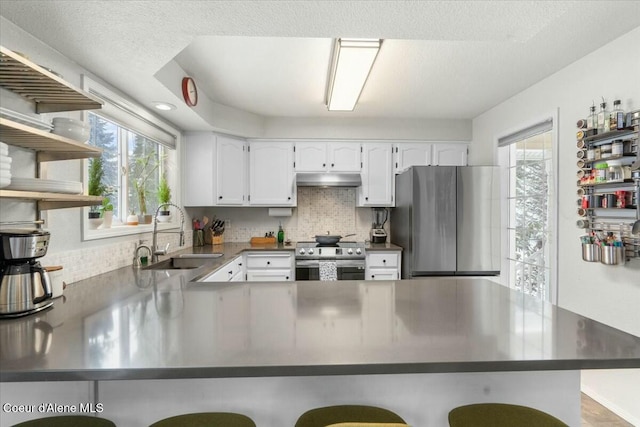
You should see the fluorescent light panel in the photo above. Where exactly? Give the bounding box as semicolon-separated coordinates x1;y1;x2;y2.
326;39;381;111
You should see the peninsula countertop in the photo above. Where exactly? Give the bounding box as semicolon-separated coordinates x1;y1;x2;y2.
1;244;639;382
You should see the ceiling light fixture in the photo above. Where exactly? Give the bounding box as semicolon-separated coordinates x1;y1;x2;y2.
326;38;381;112
153;102;177;111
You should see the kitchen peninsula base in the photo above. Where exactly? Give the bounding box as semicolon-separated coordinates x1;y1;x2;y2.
1;370;579;426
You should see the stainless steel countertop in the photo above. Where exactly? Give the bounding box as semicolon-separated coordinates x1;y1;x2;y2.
1;246;638;382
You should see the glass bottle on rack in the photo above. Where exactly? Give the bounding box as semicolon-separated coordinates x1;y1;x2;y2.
597;100;609;134
587;104;597;132
610;99;625;130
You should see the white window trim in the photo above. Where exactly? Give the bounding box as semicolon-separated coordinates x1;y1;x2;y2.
495;108;559;305
80;75;182;241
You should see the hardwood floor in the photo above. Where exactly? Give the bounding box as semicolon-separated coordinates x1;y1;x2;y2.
581;393;633;427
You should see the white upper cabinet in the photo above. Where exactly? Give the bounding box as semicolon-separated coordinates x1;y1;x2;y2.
432;143;468;166
358;142;394;207
394;143;433;173
216;135;246;205
295;142;326;172
327;142;361;172
184;132;215;206
248;141;296;206
295;141;361;173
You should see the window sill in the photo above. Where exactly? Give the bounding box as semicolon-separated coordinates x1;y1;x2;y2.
83;221;179;241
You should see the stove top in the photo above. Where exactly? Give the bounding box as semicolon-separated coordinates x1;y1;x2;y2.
296;241;365;259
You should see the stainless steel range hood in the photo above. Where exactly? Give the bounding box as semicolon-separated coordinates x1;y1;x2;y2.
296;173;362;187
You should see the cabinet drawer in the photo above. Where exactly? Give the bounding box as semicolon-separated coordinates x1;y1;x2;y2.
246;253;292;269
246;270;293;281
367;269;398;280
367;253;399;268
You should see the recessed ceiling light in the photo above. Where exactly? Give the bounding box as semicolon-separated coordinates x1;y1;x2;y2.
153;102;176;111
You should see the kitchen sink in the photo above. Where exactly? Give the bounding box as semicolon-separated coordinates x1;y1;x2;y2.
143;253;224;270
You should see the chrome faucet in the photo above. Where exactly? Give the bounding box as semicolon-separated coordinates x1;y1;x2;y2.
132;244;151;269
151;203;185;263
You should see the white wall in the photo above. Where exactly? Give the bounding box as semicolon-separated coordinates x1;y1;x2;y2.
470;26;640;424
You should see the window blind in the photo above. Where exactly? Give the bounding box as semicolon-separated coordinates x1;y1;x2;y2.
83;77;177;149
498;118;553;147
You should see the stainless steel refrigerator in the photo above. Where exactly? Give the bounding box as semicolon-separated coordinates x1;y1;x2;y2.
391;166;500;277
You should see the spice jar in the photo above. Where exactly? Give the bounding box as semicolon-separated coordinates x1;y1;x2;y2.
611;140;623;156
595;163;608;183
600;143;612;158
607;160;624;182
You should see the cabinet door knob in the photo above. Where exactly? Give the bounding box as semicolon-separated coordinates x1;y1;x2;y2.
365;197;369;201
331;163;335;167
267;261;271;265
286;276;289;280
371;275;375;278
219;196;223;199
287;196;291;200
228;271;233;274
383;259;386;263
323;163;326;167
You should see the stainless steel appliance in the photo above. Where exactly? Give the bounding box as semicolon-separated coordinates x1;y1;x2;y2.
391;166;500;277
295;241;366;280
0;229;53;317
370;207;388;243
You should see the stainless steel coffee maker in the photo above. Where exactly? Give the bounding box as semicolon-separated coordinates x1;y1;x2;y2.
0;229;53;317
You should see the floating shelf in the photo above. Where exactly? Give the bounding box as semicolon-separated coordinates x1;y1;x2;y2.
0;46;103;113
583;128;638;144
0;190;103;211
0;117;102;161
582;154;637;165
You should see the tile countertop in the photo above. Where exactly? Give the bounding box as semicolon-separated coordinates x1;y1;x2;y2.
1;244;639;381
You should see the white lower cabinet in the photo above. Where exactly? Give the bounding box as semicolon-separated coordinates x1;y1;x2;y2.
365;251;401;280
201;255;244;282
245;252;294;281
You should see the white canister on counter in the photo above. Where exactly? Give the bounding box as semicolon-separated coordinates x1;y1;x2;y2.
44;266;64;298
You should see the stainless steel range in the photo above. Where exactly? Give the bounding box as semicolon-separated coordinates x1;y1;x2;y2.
295;241;365;281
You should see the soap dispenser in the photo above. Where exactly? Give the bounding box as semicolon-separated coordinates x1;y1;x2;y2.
277;222;285;244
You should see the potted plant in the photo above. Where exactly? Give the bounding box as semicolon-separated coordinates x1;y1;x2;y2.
157;174;172;222
87;157;106;229
130;151;159;224
99;197;114;229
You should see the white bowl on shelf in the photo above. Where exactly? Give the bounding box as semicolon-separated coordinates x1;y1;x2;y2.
51;117;90;142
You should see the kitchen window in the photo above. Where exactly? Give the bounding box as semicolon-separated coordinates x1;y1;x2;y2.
82;76;179;240
498;116;558;303
88;113;166;223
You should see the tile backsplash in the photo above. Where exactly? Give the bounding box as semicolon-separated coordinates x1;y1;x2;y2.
41;187;389;285
187;187;386;243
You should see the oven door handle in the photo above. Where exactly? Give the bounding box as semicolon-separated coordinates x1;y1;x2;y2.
295;259;365;269
296;260;320;268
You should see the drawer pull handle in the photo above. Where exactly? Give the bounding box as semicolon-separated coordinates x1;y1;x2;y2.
267;261;271;265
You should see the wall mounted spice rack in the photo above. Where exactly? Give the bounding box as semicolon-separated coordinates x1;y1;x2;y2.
576;107;640;264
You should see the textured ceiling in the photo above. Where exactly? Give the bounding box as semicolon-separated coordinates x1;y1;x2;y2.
1;1;639;131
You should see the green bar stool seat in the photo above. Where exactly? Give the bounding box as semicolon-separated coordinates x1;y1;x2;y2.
448;403;569;427
149;412;256;427
295;405;407;427
12;415;116;426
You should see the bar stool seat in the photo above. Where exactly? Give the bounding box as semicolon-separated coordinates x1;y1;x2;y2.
149;412;256;427
448;403;569;427
12;415;116;426
294;405;407;427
